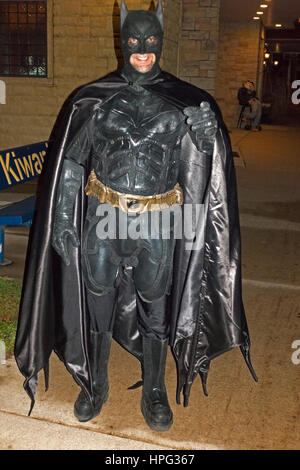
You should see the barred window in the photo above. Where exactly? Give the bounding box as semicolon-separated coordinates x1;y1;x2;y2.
0;1;47;78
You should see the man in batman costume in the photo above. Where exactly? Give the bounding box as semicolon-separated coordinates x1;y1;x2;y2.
14;0;257;432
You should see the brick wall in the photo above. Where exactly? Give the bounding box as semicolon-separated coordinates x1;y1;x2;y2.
0;0;181;150
179;0;220;95
215;20;262;128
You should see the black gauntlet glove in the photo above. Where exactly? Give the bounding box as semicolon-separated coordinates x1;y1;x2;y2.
183;101;218;154
52;159;83;266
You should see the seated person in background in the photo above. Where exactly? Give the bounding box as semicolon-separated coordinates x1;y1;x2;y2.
238;80;262;131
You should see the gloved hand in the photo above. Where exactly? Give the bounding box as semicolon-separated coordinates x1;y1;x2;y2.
183;101;218;154
52;216;79;266
51;159;83;266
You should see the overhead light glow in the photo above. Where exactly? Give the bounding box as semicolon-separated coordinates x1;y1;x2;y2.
260;4;268;7
274;61;279;65
275;24;282;27
256;11;264;15
253;16;260;20
265;53;270;58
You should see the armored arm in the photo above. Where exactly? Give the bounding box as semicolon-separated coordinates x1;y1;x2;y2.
51;112;97;265
52;159;84;266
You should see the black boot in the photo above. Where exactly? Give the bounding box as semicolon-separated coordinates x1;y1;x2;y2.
74;331;112;422
141;337;173;432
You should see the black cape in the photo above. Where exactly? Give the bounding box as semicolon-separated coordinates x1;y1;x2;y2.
14;70;257;413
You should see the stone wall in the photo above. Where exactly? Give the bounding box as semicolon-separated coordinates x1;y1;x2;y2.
215;20;262;128
0;0;182;150
0;0;264;146
179;0;220;95
161;0;182;75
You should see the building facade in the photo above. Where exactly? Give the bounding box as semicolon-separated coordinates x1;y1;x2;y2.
0;0;263;150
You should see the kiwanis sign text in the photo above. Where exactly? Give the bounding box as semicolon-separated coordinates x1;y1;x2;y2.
0;141;48;190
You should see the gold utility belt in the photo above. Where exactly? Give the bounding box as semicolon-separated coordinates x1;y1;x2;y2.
85;170;183;214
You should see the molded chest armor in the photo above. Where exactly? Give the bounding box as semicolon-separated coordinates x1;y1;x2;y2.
91;85;185;196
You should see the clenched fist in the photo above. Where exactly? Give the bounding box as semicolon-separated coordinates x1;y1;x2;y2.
183;101;218;154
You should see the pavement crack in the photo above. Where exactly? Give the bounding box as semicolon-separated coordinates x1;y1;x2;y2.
243;279;300;291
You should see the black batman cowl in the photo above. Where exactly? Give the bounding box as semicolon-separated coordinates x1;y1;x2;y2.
120;0;164;84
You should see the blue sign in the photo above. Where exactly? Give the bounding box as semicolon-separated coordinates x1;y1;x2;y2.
0;141;48;190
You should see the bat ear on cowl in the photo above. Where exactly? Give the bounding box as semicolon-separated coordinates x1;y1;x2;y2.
155;0;164;31
120;0;129;29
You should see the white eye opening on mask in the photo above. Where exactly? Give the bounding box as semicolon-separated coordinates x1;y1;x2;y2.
128;37;139;47
146;36;158;45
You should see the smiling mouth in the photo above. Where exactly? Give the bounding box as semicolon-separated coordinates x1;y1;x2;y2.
130;53;156;73
136;55;151;62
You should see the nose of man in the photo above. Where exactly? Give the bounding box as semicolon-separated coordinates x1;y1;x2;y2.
139;40;147;55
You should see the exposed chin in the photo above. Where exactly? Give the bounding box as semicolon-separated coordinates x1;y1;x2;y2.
133;64;154;73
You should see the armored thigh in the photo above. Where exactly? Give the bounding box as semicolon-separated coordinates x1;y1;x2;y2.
134;236;175;302
82;200;120;296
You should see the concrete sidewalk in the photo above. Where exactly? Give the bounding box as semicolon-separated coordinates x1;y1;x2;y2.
0;125;299;450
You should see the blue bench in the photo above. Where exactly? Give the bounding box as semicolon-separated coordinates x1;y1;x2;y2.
0;196;35;265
